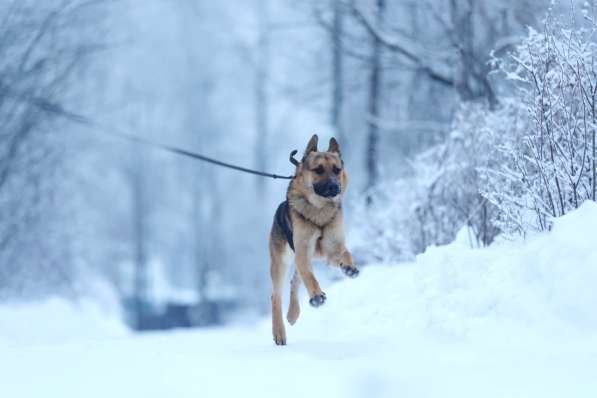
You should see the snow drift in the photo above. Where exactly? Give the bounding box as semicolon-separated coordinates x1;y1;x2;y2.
0;297;128;347
296;201;597;344
414;199;597;341
1;202;597;398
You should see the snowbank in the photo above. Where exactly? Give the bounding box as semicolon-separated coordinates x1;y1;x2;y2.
294;201;597;345
415;200;597;341
0;297;128;346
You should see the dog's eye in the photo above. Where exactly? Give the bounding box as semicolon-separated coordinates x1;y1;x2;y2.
313;165;325;175
333;166;342;175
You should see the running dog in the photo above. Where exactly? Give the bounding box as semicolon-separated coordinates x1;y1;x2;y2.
269;134;359;346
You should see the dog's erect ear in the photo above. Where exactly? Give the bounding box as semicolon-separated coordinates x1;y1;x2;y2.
328;137;341;156
304;134;319;157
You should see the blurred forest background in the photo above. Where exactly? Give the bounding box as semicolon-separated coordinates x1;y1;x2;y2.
1;0;595;329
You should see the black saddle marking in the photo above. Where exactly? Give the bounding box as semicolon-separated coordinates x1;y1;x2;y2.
275;200;294;251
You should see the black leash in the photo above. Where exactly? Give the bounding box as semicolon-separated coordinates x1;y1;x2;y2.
30;94;296;180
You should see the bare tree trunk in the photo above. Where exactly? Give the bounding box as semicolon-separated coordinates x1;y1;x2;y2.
365;0;384;205
331;0;345;146
192;169;208;303
591;89;597;202
450;0;473;101
254;0;270;198
131;161;148;330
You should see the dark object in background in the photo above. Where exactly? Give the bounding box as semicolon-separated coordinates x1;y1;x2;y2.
122;297;239;331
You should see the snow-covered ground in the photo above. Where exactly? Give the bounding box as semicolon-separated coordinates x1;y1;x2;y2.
2;203;597;398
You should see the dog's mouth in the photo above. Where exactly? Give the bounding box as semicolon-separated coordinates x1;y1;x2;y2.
314;181;341;198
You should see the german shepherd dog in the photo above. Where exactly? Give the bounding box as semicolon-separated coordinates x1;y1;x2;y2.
270;134;359;345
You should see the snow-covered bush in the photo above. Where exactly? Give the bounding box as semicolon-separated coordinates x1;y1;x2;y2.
409;103;501;252
349;179;417;264
478;98;532;235
351;103;504;261
486;9;597;233
412;6;597;243
343;3;597;261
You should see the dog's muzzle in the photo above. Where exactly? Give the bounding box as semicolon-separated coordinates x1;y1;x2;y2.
314;180;341;198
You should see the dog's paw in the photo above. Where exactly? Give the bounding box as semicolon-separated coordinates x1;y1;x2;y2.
309;292;326;308
287;303;300;326
273;331;287;346
342;266;360;278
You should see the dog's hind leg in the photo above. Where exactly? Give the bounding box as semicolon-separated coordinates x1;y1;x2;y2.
287;270;301;325
270;238;291;346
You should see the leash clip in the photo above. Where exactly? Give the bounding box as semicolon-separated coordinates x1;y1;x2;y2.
289;150;300;166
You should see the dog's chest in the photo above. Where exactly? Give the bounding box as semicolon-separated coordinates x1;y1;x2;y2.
291;198;339;227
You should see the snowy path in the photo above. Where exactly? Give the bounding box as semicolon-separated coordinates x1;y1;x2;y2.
3;204;597;398
3;264;597;398
3;321;595;398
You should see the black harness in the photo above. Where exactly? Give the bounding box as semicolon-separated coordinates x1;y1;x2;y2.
274;200;295;251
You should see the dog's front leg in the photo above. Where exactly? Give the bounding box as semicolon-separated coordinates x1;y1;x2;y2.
333;246;359;278
322;214;360;278
323;238;359;278
294;228;326;308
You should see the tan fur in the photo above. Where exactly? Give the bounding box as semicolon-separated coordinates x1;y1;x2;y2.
286;271;301;325
269;135;358;346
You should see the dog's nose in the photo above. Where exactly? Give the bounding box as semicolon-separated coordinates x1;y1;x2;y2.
314;180;340;197
327;183;340;197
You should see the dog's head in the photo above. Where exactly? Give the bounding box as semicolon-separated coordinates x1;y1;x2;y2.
295;134;348;201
